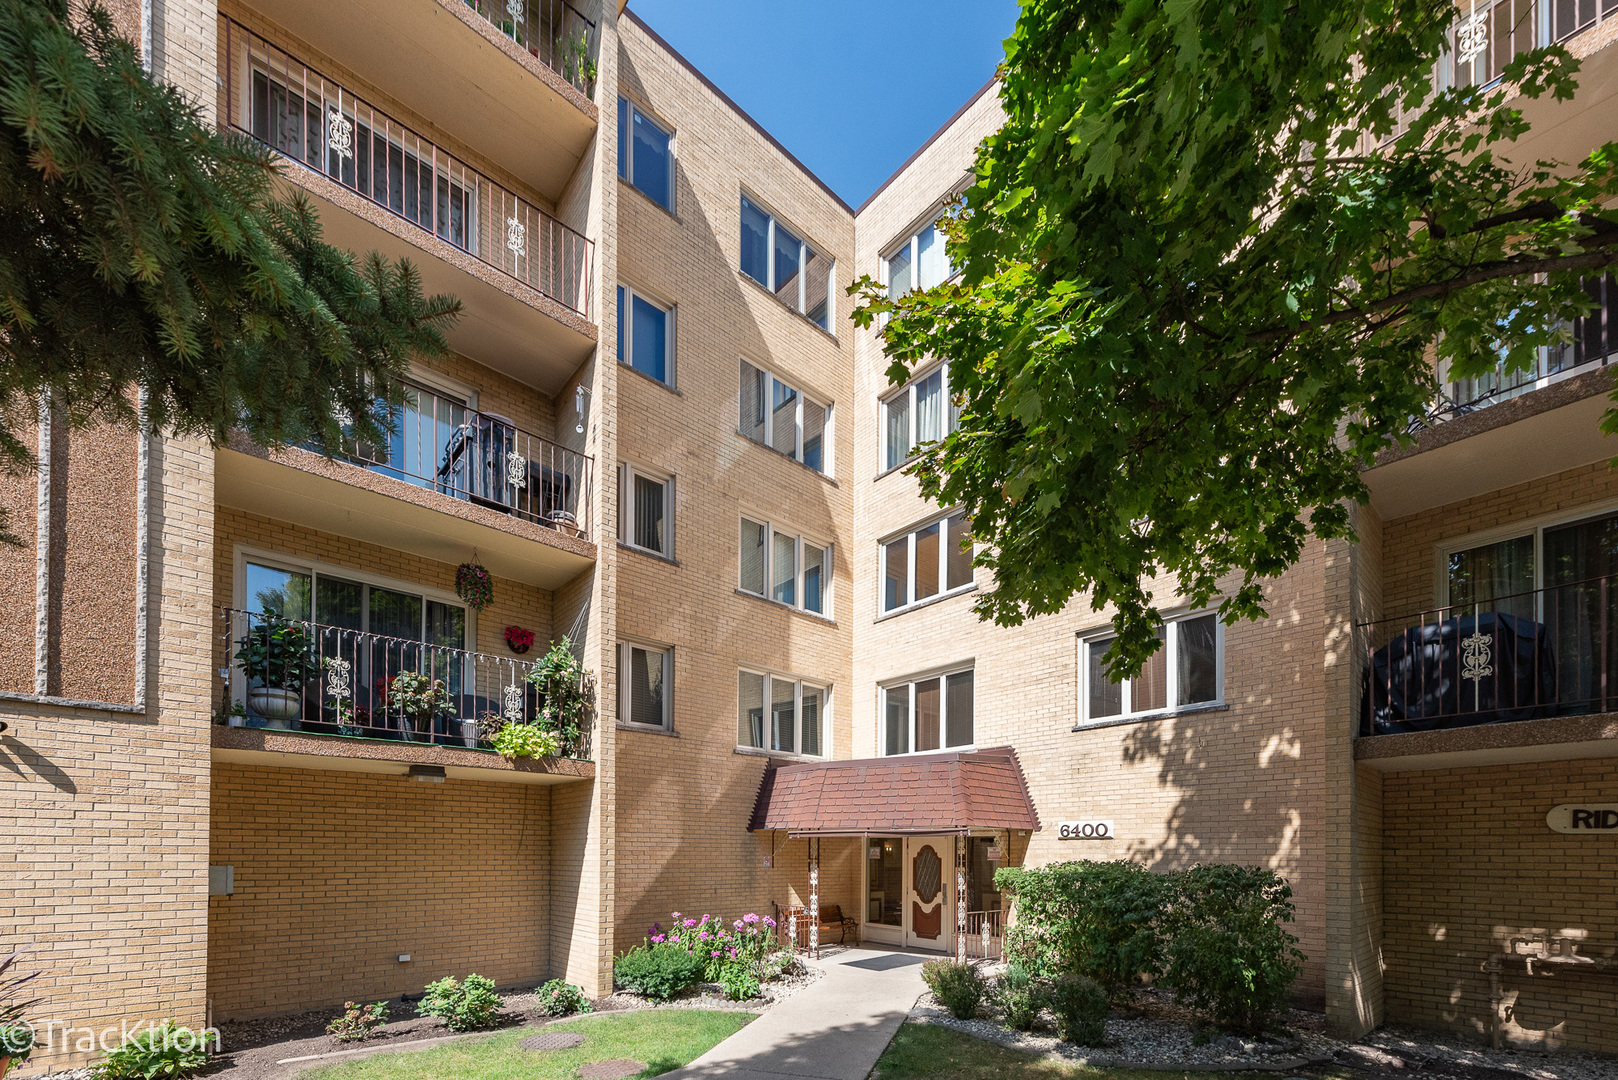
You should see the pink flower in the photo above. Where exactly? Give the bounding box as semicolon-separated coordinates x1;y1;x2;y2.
672;912;682;918
699;932;710;941
743;913;759;924
651;934;666;944
710;949;721;958
763;917;776;928
684;919;697;928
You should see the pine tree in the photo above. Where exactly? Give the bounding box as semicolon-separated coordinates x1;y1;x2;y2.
0;0;461;542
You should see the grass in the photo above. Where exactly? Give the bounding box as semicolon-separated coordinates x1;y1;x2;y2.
871;1022;1366;1080
300;1009;753;1080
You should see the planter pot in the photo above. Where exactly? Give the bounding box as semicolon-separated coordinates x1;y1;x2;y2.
459;718;482;748
225;712;246;727
400;713;434;743
2;1054;12;1080
248;687;301;729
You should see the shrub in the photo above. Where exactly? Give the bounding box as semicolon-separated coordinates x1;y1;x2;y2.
492;722;561;760
995;861;1170;995
533;979;593;1017
326;1000;389;1042
993;964;1044;1031
653;911;777;982
921;960;985;1020
1159;865;1305;1035
717;963;762;1001
614;943;705;1002
417;974;502;1032
92;1022;211;1079
1049;973;1108;1046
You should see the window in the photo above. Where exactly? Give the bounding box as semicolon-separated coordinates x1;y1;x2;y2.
882;365;959;471
882;669;973;755
737;670;826;756
881;511;973;614
739;360;831;474
740;516;831;615
1080;613;1222;724
739;195;832;329
618;642;672;728
616;285;674;386
620;463;673;557
885;222;952;301
617;97;672;211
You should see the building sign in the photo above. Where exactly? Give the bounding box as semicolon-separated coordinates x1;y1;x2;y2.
1546;804;1618;834
1057;820;1114;840
986;846;1002;862
870;844;882;859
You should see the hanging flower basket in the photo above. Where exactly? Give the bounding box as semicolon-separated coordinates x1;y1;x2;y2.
505;625;535;654
455;562;495;611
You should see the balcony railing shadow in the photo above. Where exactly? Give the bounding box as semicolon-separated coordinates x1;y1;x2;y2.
1359;574;1618;736
220;606;593;760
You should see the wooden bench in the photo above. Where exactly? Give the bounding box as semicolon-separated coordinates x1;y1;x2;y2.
781;904;859;947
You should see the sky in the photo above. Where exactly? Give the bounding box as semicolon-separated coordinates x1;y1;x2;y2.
624;0;1020;208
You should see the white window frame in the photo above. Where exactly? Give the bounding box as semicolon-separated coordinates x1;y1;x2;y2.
619;461;674;558
230;544;475;704
740;192;834;328
1433;497;1618;607
736;668;830;758
879;509;974;615
618;640;673;729
618;96;674;212
739;359;834;476
880;363;956;473
879;665;975;757
1077;611;1225;726
881;221;955;298
738;511;832;616
616;283;676;388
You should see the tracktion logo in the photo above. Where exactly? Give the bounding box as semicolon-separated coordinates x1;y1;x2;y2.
3;1020;221;1055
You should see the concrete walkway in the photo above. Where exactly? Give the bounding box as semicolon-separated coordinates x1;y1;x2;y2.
662;946;931;1080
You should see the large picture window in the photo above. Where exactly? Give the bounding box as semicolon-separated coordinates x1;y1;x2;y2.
882;365;958;472
1080;613;1222;724
739;360;830;474
617;97;673;211
738;670;826;757
882;669;973;755
881;511;973;614
740;195;832;329
740;516;830;615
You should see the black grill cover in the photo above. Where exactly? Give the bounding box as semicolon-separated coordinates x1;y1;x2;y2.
1361;612;1556;735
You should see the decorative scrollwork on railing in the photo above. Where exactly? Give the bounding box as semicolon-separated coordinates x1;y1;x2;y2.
1461;632;1494;683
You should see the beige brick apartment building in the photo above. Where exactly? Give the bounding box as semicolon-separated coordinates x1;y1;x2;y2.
2;0;1616;1069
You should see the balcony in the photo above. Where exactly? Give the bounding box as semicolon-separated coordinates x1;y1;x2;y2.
214;606;594;782
228;0;597;201
215;393;595;591
1356;576;1618;767
220;17;596;393
1362;274;1617;517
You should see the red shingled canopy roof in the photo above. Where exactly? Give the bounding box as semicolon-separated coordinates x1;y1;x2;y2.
748;747;1041;836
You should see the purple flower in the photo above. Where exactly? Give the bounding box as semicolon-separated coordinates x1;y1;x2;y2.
651;934;666;944
699;932;710;941
743;913;759;924
763;917;777;928
684;919;697;928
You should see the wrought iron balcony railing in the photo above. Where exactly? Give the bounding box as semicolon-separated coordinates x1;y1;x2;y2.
1446;0;1615;89
325;383;592;538
461;0;597;94
220;606;592;759
220;16;594;319
1360;574;1618;736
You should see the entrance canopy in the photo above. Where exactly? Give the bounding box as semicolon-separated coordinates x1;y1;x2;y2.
748;747;1041;837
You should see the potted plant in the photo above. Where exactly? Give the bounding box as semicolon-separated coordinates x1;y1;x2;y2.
525;637;596;756
504;625;534;655
234;619;314;729
387;670;449;743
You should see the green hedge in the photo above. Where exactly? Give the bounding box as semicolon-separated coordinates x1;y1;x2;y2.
996;859;1304;1034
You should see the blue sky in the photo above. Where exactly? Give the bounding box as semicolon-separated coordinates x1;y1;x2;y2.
624;1;1020;208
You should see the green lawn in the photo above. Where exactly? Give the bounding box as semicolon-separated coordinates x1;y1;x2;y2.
871;1022;1361;1080
300;1009;752;1080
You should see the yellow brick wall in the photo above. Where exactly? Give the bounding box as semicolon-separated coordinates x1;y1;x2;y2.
1381;758;1618;1053
207;763;554;1017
